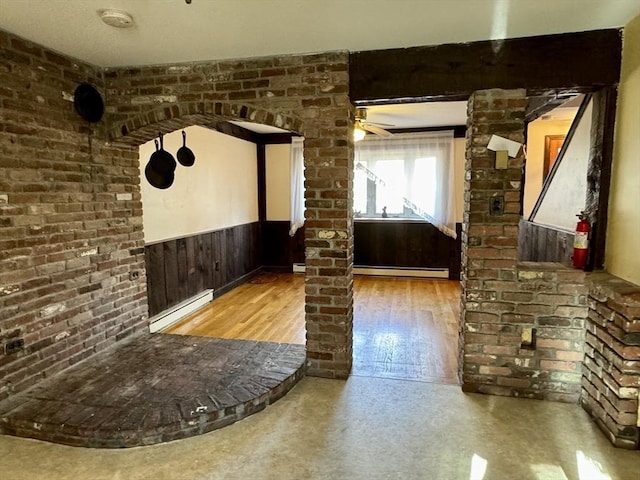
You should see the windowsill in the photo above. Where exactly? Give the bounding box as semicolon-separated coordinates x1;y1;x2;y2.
354;218;431;224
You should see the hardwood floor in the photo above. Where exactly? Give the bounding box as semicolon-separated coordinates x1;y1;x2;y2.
164;272;306;344
352;276;460;384
163;272;461;384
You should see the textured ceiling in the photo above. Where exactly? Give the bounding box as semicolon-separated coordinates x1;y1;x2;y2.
0;0;638;68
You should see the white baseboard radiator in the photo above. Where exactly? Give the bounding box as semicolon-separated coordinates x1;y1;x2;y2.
149;289;214;333
293;263;448;279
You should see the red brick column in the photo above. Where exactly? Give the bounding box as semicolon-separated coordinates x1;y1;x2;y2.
460;88;528;391
460;89;589;402
583;273;640;449
302;116;354;379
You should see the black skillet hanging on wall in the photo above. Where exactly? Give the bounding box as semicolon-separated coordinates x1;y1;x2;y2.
145;138;175;189
73;83;104;123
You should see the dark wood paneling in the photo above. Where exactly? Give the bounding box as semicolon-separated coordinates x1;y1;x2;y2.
262;221;304;269
350;29;622;102
518;219;574;265
176;238;188;301
146;243;165;316
353;221;460;272
213;229;225;290
145;222;262;317
163;241;180;307
263;220;459;274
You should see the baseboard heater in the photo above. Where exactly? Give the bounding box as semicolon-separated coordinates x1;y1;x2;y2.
149;289;214;333
293;263;448;279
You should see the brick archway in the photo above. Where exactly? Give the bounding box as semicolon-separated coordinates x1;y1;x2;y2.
109;99;354;380
107;101;303;145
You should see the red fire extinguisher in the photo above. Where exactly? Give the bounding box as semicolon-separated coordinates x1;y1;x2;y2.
572;211;590;269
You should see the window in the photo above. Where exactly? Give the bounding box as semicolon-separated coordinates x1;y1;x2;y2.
354;131;456;238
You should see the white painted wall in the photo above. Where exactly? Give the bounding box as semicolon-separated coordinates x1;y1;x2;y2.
533;100;593;231
606;14;640;285
265;144;291;221
524;118;573;218
139;125;258;244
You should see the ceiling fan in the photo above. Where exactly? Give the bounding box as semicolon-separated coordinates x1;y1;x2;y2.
354;107;394;141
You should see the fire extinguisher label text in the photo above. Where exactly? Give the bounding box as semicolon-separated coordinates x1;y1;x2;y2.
574;231;589;249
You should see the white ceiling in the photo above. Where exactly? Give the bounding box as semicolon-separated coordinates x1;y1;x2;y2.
2;1;636;131
0;0;638;68
364;102;469;129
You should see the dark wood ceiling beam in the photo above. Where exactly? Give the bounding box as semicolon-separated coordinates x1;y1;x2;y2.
350;29;622;102
525;92;578;123
211;122;295;145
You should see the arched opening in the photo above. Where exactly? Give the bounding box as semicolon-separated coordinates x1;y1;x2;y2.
111;104;310;346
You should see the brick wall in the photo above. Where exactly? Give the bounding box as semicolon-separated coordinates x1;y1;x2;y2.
460;89;589;402
582;273;640;449
101;52;355;378
1;27;355;392
0;31;148;401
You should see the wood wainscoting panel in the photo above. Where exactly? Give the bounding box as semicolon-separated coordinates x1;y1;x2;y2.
144;222;262;317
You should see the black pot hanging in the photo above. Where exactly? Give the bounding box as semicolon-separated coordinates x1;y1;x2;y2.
73;83;104;123
176;130;195;167
150;131;177;174
145;139;175;189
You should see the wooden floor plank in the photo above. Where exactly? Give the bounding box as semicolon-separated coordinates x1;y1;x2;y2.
164;272;461;384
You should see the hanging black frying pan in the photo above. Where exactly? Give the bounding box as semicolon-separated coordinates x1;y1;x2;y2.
145;139;174;189
176;130;195;167
150;131;176;174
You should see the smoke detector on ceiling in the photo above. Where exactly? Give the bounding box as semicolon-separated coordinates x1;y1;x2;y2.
98;9;135;28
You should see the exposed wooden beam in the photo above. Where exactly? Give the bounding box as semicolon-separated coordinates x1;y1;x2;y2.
213;121;262;143
385;125;467;138
586;86;617;271
525;92;578;123
212;122;296;145
350;29;622;102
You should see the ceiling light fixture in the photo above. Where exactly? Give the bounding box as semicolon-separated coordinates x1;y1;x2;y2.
98;9;135;28
353;124;367;142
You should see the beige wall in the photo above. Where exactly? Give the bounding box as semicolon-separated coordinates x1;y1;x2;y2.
265;144;291;221
524;118;573;218
139;126;258;244
532;100;593;231
606;14;640;285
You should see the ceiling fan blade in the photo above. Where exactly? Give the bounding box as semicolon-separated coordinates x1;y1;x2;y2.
363;124;393;137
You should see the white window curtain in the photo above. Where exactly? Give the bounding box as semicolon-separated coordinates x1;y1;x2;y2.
289;136;305;236
354;130;457;238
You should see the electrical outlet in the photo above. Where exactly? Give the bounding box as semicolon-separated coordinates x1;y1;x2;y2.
521;327;536;349
129;270;140;280
489;196;504;215
5;338;24;355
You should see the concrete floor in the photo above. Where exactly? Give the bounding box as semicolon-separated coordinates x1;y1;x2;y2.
1;376;638;480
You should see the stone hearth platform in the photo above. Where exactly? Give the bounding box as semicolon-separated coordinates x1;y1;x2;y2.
0;334;306;448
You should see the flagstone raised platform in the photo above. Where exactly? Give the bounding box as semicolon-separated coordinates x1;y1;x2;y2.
0;334;306;448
